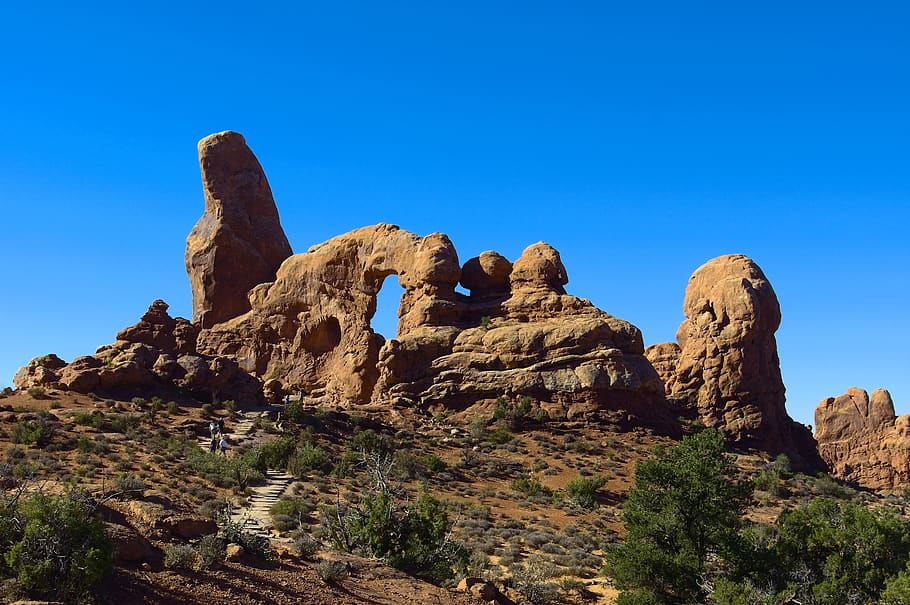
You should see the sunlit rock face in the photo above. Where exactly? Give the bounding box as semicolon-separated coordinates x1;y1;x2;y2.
815;387;910;494
191;133;677;433
645;254;824;472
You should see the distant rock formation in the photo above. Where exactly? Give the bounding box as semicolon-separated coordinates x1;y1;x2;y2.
14;300;263;405
645;254;823;471
186;131;293;328
815;387;909;493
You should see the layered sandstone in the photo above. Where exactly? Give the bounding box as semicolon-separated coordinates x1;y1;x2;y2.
14;300;263;405
180;132;672;428
186;131;293;328
645;254;823;470
815;387;909;493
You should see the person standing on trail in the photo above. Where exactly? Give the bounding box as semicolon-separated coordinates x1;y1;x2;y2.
209;420;216;437
217;417;225;435
219;435;228;456
209;435;217;454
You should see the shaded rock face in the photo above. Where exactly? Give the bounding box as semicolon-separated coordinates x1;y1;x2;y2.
186;131;293;328
815;387;910;493
14;300;263;405
645;254;823;470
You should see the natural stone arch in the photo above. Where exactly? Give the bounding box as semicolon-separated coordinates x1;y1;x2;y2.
196;224;461;404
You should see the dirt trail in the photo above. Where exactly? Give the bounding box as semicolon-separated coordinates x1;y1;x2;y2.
197;410;294;542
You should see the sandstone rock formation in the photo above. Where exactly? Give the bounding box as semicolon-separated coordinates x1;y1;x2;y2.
14;300;263;405
645;254;823;470
186;131;293;328
185;134;676;430
815;387;910;493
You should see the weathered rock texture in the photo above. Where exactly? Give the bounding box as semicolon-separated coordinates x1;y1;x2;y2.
14;300;263;405
186;131;293;328
815;387;910;493
645;254;823;470
195;226;674;428
189;132;676;430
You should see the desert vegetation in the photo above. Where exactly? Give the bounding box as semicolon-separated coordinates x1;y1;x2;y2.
1;388;910;604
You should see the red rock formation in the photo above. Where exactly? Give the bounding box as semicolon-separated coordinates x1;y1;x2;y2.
645;254;823;470
186;135;677;430
186;131;293;328
377;242;671;428
815;387;910;493
14;300;263;405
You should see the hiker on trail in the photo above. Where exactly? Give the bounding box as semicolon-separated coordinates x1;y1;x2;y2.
276;411;283;432
217;417;225;435
219;435;228;456
209;435;217;454
209;420;216;437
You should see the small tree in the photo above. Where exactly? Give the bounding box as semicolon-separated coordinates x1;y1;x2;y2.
604;428;751;604
4;491;113;602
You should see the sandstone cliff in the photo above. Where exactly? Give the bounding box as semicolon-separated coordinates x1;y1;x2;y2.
645;254;823;470
815;387;909;493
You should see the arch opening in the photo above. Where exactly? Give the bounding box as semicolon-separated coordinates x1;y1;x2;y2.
372;274;406;340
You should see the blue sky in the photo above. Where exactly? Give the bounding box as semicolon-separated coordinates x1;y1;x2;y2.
1;2;907;426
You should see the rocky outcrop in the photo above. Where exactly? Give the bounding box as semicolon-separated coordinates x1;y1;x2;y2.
645;254;823;470
186;131;293;328
376;243;672;427
14;300;263;405
815;387;910;493
187;134;676;430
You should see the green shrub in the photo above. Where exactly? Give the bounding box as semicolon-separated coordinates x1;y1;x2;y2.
325;487;466;582
26;387;46;399
196;534;224;569
287;442;331;476
488;428;513;445
4;491;113;602
293;533;319;560
284;399;306;423
251;436;297;473
163;543;197;569
219;509;270;559
350;429;397;456
814;473;854;499
270;497;314;531
111;472;146;499
564;475;607;509
423;453;447;473
315;559;348;584
492;395;533;431
10;418;52;447
73;411;104;428
105;413;140;434
511;476;548;496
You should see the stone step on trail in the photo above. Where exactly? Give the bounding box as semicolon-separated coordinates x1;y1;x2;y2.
192;409;296;543
230;470;295;541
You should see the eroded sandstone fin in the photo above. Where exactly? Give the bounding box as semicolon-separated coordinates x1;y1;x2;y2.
186;131;293;328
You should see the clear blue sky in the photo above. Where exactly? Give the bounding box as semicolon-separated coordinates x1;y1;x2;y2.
1;2;907;427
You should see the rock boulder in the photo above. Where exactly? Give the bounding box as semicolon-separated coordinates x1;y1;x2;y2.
815;387;910;493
